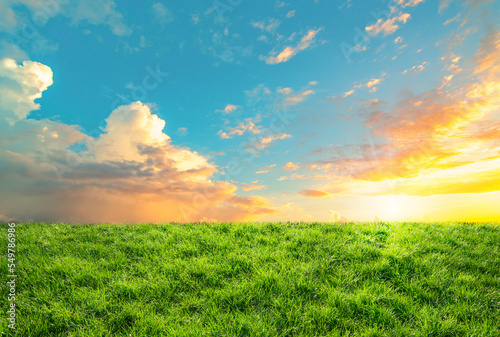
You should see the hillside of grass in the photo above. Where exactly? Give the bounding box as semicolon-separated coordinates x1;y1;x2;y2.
1;222;499;336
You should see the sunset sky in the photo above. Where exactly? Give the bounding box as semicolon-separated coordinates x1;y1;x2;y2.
0;0;499;223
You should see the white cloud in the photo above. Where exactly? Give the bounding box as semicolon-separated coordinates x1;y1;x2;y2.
264;29;322;64
251;18;281;33
176;127;188;136
152;3;174;26
0;0;132;36
0;58;53;124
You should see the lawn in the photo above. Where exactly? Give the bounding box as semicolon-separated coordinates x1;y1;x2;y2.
1;222;499;336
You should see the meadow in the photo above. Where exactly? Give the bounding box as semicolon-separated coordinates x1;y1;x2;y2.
1;221;499;336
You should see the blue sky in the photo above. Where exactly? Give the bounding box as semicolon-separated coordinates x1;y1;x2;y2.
0;0;499;223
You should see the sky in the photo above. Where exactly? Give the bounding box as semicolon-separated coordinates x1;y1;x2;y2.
0;0;499;223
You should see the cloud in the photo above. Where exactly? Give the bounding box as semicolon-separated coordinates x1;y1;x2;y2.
0;0;131;36
0;58;278;223
277;87;293;95
221;104;240;113
152;3;174;26
343;89;355;98
256;164;276;174
249;133;292;151
218;117;262;139
402;61;428;75
365;10;411;37
176;127;188;136
209;151;225;156
277;173;329;181
438;0;495;13
0;58;53;124
443;13;461;25
0;41;28;62
283;162;300;171
286;11;295;18
299;190;331;198
245;84;272;104
345;76;385;96
251;18;281;33
395;0;425;7
69;0;132;36
366;78;381;88
241;183;266;191
264;29;322;64
329;210;349;223
473;28;500;75
281;202;304;212
284;89;315;105
303;28;500;198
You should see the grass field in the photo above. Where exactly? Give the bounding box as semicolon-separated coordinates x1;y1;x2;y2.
1;222;499;336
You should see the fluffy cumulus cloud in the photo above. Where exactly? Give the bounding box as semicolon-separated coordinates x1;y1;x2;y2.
0;58;53;124
0;58;278;223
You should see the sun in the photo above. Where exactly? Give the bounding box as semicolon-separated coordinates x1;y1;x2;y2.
390;203;400;214
384;196;407;219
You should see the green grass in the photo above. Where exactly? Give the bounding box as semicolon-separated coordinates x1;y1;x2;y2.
1;222;499;336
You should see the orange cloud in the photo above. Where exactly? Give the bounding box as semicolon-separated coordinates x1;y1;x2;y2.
303;28;500;198
222;104;240;113
365;11;411;37
283;162;300;171
299;190;331;198
256;164;276;174
241;183;266;192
